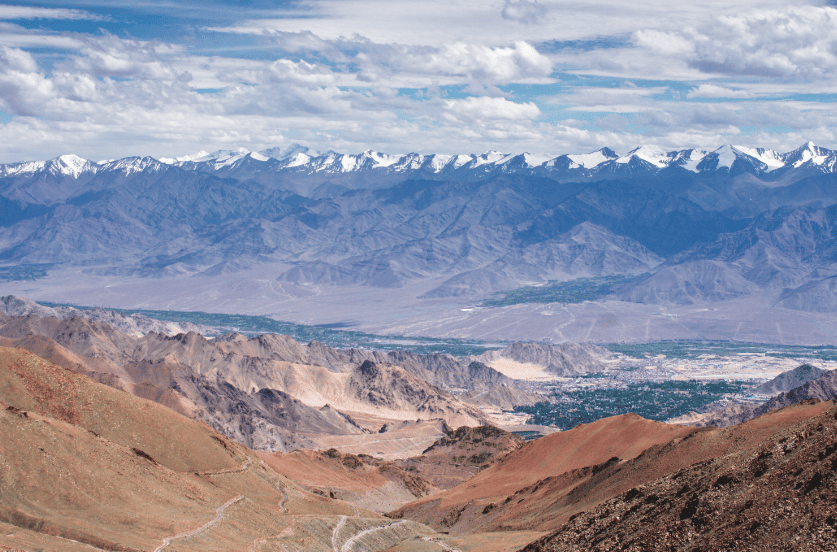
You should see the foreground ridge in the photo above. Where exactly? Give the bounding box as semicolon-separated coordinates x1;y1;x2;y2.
521;400;837;552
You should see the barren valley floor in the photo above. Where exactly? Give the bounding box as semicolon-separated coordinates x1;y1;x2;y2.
5;267;837;346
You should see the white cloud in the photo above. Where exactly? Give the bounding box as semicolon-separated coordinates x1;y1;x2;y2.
686;84;755;99
68;34;188;81
262;34;553;86
419;41;552;84
632;30;694;56
443;96;540;123
686;7;837;79
0;5;104;21
0;46;55;116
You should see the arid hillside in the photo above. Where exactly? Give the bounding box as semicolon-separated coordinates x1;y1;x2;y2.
0;345;454;551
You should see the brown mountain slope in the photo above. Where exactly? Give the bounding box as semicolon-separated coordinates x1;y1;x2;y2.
390;414;699;533
391;400;833;536
260;448;438;514
521;399;837;552
0;346;453;551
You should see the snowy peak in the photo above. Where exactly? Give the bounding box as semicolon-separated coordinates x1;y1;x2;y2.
783;141;830;168
731;145;784;172
50;154;94;178
561;147;619;170
0;154;98;178
616;145;671;168
258;143;312;161
5;142;837;184
101;156;165;175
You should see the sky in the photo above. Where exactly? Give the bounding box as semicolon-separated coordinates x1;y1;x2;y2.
1;0;837;162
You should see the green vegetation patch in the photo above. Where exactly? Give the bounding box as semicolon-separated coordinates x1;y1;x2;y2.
0;264;51;281
510;431;542;441
515;379;746;430
482;274;645;307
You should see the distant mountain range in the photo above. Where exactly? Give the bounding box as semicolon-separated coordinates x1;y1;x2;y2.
2;142;837;313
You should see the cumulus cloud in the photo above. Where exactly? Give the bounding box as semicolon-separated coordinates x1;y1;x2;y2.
69;34;188;81
0;46;55;116
217;59;337;87
263;33;553;86
501;0;548;25
426;41;552;83
0;1;835;162
686;84;755;99
631;6;837;80
443;96;540;123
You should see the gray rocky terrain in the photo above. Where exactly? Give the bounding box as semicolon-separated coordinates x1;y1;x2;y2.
754;363;828;394
0;295;213;337
0;310;501;451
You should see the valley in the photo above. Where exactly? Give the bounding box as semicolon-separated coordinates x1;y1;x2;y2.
1;298;836;550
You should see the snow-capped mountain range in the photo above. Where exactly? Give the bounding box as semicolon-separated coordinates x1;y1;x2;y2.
2;142;835;181
3;138;837;324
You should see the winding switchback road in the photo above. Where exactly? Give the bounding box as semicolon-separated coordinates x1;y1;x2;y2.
153;494;244;552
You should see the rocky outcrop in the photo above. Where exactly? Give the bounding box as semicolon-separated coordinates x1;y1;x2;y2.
459;384;547;409
755;363;829;394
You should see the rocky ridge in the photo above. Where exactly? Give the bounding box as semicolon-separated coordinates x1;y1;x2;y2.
0;295;213;337
0;311;492;452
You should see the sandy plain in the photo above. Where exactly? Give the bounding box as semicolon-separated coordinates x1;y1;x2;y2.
5;266;837;345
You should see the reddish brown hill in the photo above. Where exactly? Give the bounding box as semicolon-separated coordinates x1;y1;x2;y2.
391;401;834;536
521;399;837;552
259;448;438;514
390;414;699;532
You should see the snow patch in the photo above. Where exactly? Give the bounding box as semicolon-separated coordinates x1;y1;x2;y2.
734;146;784;171
452;154;475;168
426;154;450;172
616;145;670;168
340;155;358;172
365;150;401;168
566;149;615;169
521;153;553;167
286;153;311;168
